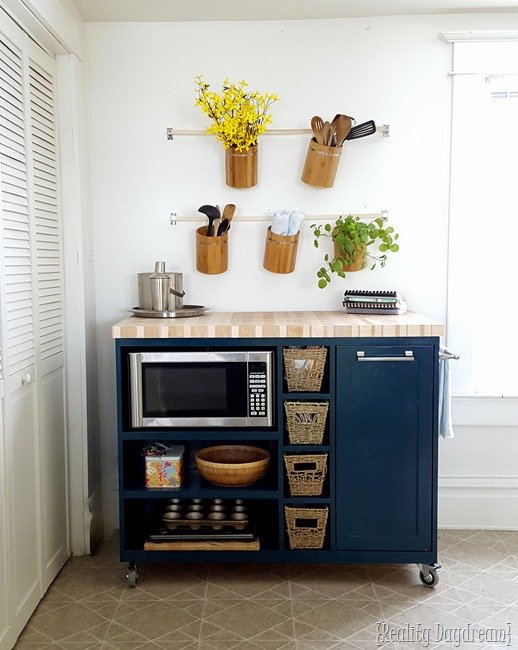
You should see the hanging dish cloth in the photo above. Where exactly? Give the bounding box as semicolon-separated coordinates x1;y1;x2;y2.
439;345;455;439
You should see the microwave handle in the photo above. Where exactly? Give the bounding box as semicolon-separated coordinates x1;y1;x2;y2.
129;353;144;427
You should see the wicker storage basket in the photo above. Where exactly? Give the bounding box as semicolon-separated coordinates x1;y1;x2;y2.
284;453;328;496
285;506;328;550
283;347;327;392
285;401;329;444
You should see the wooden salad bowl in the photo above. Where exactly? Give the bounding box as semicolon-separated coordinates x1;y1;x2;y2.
195;445;271;487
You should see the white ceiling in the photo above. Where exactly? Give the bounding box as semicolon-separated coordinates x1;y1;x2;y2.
70;0;518;22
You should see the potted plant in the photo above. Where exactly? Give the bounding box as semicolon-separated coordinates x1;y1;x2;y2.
310;215;400;288
194;76;279;188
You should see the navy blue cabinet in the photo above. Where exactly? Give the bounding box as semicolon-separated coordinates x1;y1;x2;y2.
116;336;439;585
335;345;437;552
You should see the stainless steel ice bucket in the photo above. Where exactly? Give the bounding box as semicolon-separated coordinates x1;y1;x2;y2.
138;271;184;311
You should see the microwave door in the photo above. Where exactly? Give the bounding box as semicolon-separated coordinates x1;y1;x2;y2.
134;356;250;427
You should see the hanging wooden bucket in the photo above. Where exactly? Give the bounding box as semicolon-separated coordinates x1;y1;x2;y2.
301;139;342;188
196;226;228;274
225;144;258;188
263;227;300;274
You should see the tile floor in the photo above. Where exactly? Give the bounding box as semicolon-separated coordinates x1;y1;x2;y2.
14;530;518;649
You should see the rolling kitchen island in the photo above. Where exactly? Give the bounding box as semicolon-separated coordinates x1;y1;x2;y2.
113;311;444;587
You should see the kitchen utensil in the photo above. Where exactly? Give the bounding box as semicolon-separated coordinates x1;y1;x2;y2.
335;115;353;146
310;116;324;145
345;120;376;141
198;204;220;236
215;203;236;236
322;121;332;147
216;219;228;236
195;445;271;487
129;305;207;318
149;261;170;311
222;203;236;227
329;122;337;147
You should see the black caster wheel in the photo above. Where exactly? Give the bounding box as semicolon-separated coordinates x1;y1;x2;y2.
419;567;439;588
126;562;139;587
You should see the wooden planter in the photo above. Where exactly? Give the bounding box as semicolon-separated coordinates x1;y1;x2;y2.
196;226;228;274
225;144;258;188
263;227;300;274
301;139;342;188
333;242;366;272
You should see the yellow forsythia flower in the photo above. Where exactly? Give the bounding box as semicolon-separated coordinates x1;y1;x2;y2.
194;75;279;151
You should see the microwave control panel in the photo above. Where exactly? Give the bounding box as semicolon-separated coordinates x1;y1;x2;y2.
248;362;268;418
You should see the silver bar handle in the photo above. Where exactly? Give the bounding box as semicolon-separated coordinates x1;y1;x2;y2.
439;351;460;360
357;350;414;362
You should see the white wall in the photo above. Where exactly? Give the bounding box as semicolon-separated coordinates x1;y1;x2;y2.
85;14;518;531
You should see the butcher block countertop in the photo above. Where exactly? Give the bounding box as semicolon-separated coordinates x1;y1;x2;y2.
112;311;444;339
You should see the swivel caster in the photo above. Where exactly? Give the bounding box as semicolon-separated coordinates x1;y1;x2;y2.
126;562;139;587
417;563;441;588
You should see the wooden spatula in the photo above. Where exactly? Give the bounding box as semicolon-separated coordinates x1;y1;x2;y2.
218;203;236;235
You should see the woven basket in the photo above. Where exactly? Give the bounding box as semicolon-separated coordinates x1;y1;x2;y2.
284;454;328;496
285;401;329;444
285;506;328;550
283;347;327;392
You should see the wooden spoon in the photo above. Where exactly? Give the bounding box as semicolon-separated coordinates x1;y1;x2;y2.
311;116;324;145
335;115;353;147
322;121;332;147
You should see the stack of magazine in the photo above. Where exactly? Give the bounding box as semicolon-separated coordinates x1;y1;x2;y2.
342;290;407;315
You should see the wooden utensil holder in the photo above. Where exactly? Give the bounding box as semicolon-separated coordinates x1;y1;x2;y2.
301;138;342;188
196;226;228;274
225;144;258;188
263;226;300;274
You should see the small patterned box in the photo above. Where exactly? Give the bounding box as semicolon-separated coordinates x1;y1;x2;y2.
144;444;184;488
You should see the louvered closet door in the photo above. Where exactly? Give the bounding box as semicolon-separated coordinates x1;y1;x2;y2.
0;12;68;640
0;19;41;639
28;41;68;591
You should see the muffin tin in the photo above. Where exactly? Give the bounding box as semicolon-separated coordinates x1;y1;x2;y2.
162;498;249;531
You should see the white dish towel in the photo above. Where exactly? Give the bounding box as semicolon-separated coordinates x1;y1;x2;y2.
439;345;455;439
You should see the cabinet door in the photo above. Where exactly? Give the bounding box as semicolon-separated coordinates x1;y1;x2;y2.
336;345;435;551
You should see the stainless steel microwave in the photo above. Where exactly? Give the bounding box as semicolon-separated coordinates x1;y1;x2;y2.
129;351;274;427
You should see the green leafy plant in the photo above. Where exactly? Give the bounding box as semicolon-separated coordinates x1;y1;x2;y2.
310;215;400;289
